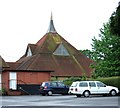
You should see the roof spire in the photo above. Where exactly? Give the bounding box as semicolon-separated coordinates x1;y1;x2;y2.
51;12;53;20
47;12;57;33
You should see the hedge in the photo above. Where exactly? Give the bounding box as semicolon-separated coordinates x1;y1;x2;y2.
94;76;120;90
63;77;83;86
63;76;120;90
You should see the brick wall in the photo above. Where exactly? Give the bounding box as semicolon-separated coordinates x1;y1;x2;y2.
17;72;51;84
2;71;51;95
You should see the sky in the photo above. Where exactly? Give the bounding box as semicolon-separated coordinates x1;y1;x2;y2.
0;0;119;62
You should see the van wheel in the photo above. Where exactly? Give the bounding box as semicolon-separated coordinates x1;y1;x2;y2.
110;90;117;96
83;91;90;97
47;91;53;96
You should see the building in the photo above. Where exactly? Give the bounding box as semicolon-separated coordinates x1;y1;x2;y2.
1;14;94;95
1;56;53;95
17;14;94;79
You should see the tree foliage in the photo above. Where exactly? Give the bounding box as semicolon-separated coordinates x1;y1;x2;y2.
91;22;120;77
110;2;120;37
80;49;94;59
81;3;120;78
90;3;120;77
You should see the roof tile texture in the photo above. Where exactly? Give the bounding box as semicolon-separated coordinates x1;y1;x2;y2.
16;33;94;77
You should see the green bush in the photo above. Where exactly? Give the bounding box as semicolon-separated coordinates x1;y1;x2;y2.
63;76;120;90
0;88;7;96
93;76;120;90
63;77;85;86
63;77;79;86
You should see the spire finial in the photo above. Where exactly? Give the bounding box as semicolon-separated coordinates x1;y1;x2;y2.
51;12;53;20
47;12;57;33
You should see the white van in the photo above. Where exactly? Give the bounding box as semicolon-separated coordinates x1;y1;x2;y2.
68;81;119;97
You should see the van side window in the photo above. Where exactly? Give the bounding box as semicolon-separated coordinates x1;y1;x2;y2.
96;82;106;87
89;82;96;87
79;82;88;87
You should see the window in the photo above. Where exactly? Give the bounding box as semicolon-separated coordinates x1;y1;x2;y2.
53;44;69;56
71;82;78;87
42;82;49;87
96;82;106;87
9;72;17;90
79;82;88;87
50;82;57;87
58;82;65;87
89;82;96;87
27;47;32;57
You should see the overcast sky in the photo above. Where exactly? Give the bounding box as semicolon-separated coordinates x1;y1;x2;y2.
0;0;119;62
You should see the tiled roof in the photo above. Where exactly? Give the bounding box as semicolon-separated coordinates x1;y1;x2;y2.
6;62;21;71
0;56;9;68
4;15;94;77
17;32;94;77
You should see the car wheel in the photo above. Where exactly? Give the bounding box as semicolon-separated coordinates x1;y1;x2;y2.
76;94;81;97
41;94;46;96
83;91;90;97
47;91;53;96
62;93;67;95
110;90;117;96
103;94;108;97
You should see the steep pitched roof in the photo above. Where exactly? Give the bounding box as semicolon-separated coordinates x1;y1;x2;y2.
16;14;94;77
17;32;94;77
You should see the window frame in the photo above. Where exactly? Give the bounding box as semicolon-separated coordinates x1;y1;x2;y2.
9;72;17;90
53;44;70;56
26;47;32;57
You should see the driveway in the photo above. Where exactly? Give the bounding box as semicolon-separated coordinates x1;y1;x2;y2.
0;95;119;108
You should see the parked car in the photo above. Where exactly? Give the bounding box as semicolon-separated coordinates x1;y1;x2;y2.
68;81;119;97
39;81;69;96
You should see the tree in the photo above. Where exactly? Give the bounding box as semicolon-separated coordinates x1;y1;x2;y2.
81;3;120;77
80;49;94;59
91;3;120;77
110;2;120;37
91;22;120;77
